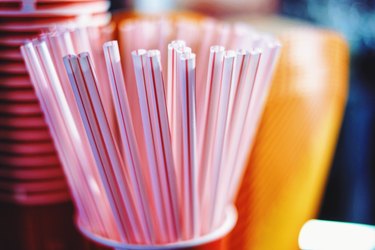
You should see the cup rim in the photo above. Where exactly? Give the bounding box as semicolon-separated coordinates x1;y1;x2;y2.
76;205;237;249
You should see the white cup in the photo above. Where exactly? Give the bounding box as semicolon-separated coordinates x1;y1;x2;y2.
77;205;237;250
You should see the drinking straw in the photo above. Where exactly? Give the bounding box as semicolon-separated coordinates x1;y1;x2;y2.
76;27;115;131
43;29;117;199
155;19;173;77
225;49;251;132
195;19;217;112
176;51;199;239
78;53;152;243
229;42;281;200
64;54;147;243
213;49;253;224
103;41;155;243
167;40;191;198
47;31;75;85
144;50;180;241
206;50;236;231
131;50;170;243
69;27;93;55
44;31;87;128
198;46;225;209
43;30;110;193
224;41;281;203
45;28;115;138
36;40;120;238
87;25;115;131
222;49;262;200
119;22;149;168
21;42;113;237
21;43;91;227
167;40;185;131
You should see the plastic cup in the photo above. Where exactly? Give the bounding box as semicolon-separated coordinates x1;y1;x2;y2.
0;88;37;102
0;102;42;116
0;189;70;205
0;142;56;156
0;177;67;192
0;201;87;249
0;128;52;141
0;153;60;168
0;167;64;180
0;1;110;17
0;76;32;88
227;21;349;250
77;206;237;250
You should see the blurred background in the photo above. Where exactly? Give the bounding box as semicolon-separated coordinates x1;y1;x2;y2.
1;0;374;249
281;0;375;226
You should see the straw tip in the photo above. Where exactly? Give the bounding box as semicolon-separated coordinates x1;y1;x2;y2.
236;49;248;55
180;52;196;61
176;46;192;56
21;41;33;50
131;49;147;57
34;40;47;50
78;53;92;72
251;48;263;56
147;50;160;57
210;45;225;53
103;40;118;49
63;54;77;60
224;50;236;58
103;40;121;61
63;54;78;74
78;51;90;58
169;40;186;48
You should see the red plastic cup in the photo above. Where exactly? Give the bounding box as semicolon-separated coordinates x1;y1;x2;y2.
0;189;70;205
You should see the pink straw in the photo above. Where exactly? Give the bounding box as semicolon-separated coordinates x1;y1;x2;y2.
103;41;154;243
132;49;171;243
64;54;145;243
207;50;236;231
198;46;225;210
145;50;180;241
176;51;199;239
21;42;116;237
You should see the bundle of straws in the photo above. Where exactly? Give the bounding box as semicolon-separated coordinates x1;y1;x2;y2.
21;18;280;245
